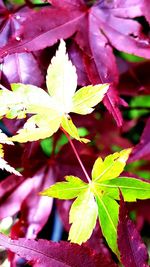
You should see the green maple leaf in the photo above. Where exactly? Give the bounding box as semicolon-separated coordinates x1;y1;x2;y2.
95;194;119;255
0;130;21;176
42;175;88;199
0;40;109;143
41;176;97;245
41;148;150;255
91;148;150;254
68;188;98;245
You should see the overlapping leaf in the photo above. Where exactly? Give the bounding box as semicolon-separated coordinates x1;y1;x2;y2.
92;150;150;253
91;149;132;182
96;177;150;202
0;40;108;143
68;188;98;245
0;5;85;54
95;194;119;256
1;0;150;124
118;61;150;96
0;83;55;119
129;118;150;161
61;116;89;143
0;130;21;175
41;175;88;199
0;2;31;47
117;193;149;267
0;233;117;267
10;166;54;240
2;53;44;87
41;148;150;255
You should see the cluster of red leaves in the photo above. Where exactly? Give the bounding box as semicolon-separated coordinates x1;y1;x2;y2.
0;0;150;266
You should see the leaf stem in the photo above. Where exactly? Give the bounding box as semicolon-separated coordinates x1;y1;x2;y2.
61;128;91;183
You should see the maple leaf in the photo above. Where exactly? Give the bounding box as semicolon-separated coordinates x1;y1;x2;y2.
68;188;98;245
41;148;150;255
68;42;90;86
117;192;149;267
118;60;150;97
0;0;150;125
0;4;85;54
91;149;132;182
0;164;55;267
12;167;54;237
0;129;21;175
0;2;45;87
0;233;117;267
2;52;44;87
129;117;150;162
0;39;108;143
0;2;31;47
0;164;54;249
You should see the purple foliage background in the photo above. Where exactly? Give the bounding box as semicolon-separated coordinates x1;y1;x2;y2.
0;0;150;266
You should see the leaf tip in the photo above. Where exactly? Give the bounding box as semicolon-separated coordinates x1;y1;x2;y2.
80;137;90;143
119;148;132;163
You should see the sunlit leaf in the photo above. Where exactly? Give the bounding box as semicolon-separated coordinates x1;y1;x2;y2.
41;175;88;199
0;156;21;176
92;149;132;182
71;84;109;115
96;177;150;202
95;193;119;256
46;39;77;114
0;40;108;143
0;130;21;176
0;87;23;119
0;83;54;119
5;83;62;142
91;157;103;180
40;146;150;251
61;116;89;143
11;83;55;113
68;188;98;245
0;130;13;146
11;113;61;142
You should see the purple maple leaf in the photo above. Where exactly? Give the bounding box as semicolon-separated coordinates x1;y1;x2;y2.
0;3;44;86
129;118;150;161
117;192;149;267
2;52;44;86
0;3;31;47
0;233;117;267
0;5;85;55
68;42;90;86
118;60;150;96
0;166;53;236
